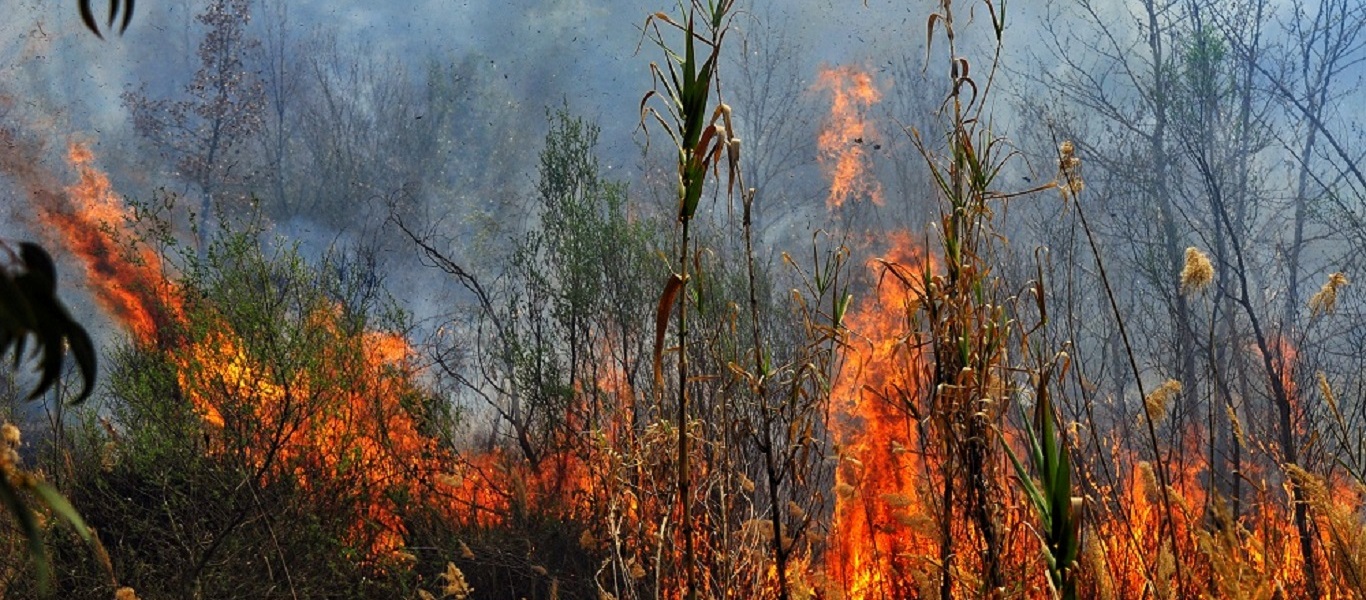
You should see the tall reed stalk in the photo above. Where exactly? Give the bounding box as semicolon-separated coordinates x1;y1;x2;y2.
641;2;740;596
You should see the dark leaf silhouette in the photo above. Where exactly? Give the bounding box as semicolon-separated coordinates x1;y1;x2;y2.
79;0;135;39
1;241;97;402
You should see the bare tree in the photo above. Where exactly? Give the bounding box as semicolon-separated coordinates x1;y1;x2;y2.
123;0;265;255
254;0;301;214
1029;5;1202;589
1266;0;1366;323
727;2;818;236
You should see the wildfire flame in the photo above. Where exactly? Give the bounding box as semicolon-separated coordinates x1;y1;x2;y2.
0;137;475;559
825;231;941;597
172;305;447;557
1;122;1360;595
0;134;178;343
814;65;884;209
819;234;1356;597
61;143;180;342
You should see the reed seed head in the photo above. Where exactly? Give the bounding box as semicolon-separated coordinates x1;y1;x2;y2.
835;482;856;499
1225;404;1247;450
1143;379;1182;424
1180;247;1214;294
1137;461;1160;504
1308;272;1349;316
1318;371;1340;418
1057;141;1084;199
440;562;473;599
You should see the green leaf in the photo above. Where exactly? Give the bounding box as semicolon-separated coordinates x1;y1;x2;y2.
79;0;102;38
1001;430;1051;531
0;478;49;592
65;323;98;402
78;0;135;38
32;482;91;542
2;242;99;403
681;161;707;219
18;244;57;296
834;293;852;328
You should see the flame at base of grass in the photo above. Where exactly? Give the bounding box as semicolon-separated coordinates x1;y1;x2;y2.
823;232;1046;598
24;135;674;576
45;141;454;561
172;300;607;563
814;231;1366;598
1078;439;1354;597
22;132;1366;598
825;231;942;597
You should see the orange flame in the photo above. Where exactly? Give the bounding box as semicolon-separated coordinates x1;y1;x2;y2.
814;65;884;209
0;133;178;343
10;132;1363;596
1;138;456;560
173;306;444;557
826;231;939;596
818;233;1366;597
60;143;180;341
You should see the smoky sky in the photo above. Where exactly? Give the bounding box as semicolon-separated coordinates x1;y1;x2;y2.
0;0;1005;159
0;0;1080;337
5;0;1324;165
4;0;1362;346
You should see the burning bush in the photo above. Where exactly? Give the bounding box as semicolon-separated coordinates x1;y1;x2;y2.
57;213;455;598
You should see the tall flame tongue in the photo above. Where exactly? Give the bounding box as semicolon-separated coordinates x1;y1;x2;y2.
815;65;884;209
0;133;176;342
60;143;180;342
827;231;938;597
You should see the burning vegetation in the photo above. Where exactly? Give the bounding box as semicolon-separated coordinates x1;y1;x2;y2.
2;1;1366;599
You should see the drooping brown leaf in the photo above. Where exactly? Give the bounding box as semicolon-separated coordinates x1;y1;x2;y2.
653;273;686;394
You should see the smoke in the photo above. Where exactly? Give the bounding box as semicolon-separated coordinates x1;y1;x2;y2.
0;0;1073;364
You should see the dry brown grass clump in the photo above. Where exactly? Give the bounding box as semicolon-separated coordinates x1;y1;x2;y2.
1308;272;1349;316
1180;247;1214;293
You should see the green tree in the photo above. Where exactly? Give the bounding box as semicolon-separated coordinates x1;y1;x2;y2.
54;208;445;598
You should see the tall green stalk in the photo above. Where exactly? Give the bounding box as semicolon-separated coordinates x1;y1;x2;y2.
910;2;1013;595
641;3;738;597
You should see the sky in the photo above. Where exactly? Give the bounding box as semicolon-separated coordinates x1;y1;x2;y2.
0;0;1097;347
4;0;1362;356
